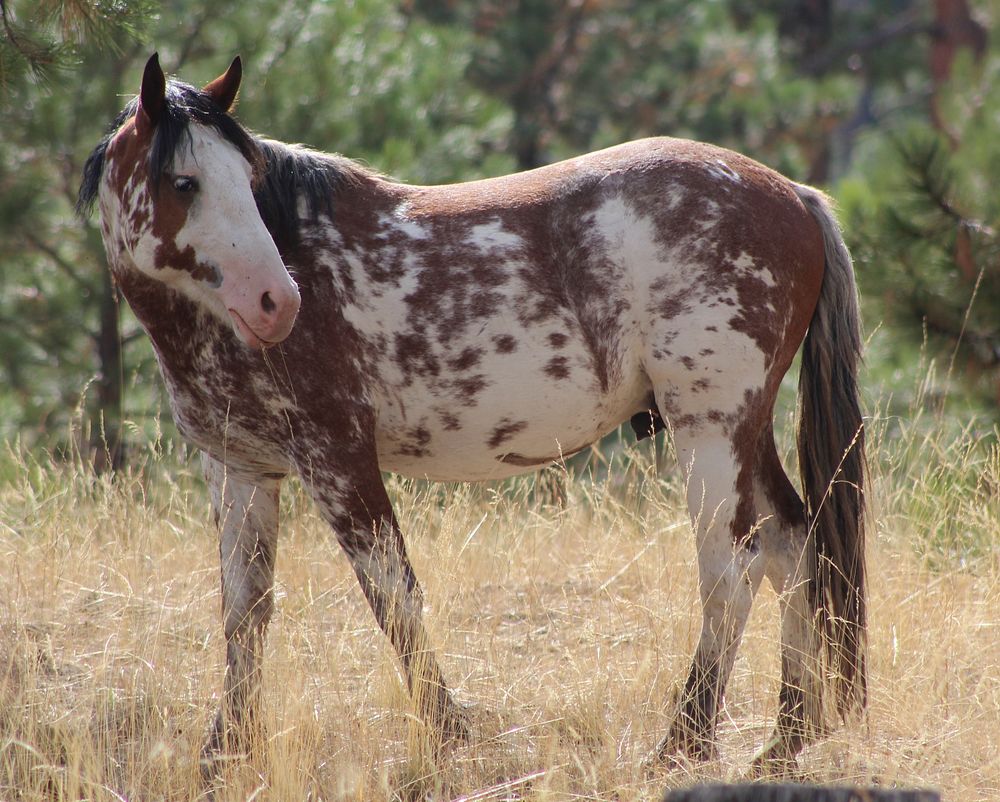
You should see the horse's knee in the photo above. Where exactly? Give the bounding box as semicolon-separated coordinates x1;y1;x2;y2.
223;587;273;643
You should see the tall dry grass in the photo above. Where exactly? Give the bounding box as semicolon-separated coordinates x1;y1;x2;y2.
1;386;998;801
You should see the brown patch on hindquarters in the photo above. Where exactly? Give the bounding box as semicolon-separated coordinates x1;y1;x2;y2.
638;142;825;364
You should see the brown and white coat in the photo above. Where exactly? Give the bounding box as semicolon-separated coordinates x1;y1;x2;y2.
79;55;867;773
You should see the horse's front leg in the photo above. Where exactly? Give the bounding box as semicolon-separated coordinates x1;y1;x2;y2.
201;454;281;763
303;455;468;744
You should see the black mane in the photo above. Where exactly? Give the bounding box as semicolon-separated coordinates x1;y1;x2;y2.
78;79;372;255
252;139;370;256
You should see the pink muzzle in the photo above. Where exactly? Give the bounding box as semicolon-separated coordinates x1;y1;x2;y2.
222;273;301;350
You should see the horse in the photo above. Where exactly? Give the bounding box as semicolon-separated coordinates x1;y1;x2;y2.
78;54;867;773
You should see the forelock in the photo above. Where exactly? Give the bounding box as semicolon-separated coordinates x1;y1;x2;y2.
148;81;262;192
77;79;262;216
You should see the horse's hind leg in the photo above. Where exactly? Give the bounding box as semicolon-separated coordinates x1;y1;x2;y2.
657;421;765;761
201;454;281;763
751;429;823;774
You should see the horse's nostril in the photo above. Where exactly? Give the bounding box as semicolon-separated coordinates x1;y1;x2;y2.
261;291;277;314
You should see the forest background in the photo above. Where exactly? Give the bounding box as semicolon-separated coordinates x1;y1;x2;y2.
2;2;1000;799
1;0;998;475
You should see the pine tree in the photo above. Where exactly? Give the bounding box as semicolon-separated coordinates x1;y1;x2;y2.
840;35;1000;409
0;0;149;93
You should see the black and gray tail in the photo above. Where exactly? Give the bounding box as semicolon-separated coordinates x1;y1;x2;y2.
794;185;867;721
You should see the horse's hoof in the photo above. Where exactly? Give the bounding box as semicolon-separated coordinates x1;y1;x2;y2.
748;755;800;780
644;733;719;776
658;730;720;762
198;711;264;783
642;749;691;778
434;701;473;748
748;738;801;779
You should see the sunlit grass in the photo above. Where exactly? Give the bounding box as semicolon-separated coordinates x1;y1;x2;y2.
1;373;998;800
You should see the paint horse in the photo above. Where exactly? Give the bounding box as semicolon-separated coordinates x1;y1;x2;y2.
79;54;867;772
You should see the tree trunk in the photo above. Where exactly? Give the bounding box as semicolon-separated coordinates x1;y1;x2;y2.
91;266;124;474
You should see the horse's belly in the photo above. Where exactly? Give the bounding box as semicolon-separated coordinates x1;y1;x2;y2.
374;365;648;482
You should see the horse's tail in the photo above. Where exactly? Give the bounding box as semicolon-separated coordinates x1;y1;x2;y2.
793;185;867;723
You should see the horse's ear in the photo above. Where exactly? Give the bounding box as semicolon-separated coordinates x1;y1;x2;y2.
203;56;242;113
136;53;165;137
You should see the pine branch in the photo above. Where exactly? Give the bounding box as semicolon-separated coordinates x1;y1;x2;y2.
121;328;147;347
896;134;963;224
0;0;148;92
0;0;63;83
24;232;90;291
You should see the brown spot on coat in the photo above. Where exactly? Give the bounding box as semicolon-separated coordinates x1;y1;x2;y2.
493;334;517;353
394;332;440;380
487;419;528;449
398;425;432;458
497;452;553;467
497;440;588;466
455;375;488;405
439;411;461;431
447;346;484;371
544;355;570;380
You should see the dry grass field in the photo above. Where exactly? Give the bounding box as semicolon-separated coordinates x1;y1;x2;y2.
1;395;998;801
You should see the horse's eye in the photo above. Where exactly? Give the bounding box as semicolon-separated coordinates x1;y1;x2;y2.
173;175;199;193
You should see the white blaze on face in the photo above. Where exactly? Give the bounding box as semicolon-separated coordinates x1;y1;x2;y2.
136;125;301;349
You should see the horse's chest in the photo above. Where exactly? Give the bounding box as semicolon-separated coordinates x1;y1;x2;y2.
156;350;291;474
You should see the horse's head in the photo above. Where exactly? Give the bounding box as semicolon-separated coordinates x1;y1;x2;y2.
80;54;300;349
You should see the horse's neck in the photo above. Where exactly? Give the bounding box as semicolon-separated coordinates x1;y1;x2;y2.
115;266;211;362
